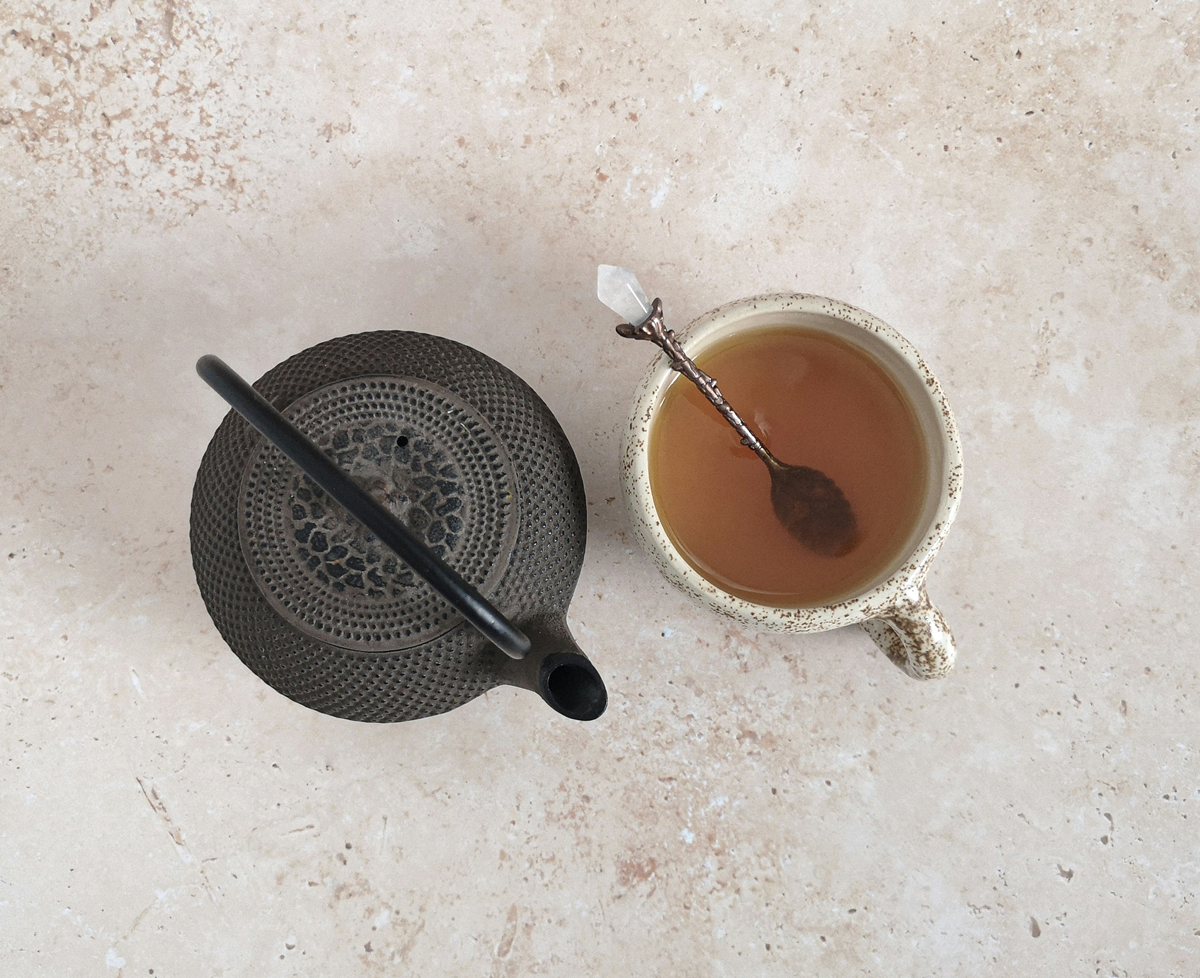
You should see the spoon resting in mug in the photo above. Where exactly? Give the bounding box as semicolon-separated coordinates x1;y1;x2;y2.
599;265;859;558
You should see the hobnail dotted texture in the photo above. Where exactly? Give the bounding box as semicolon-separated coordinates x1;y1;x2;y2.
190;330;587;722
239;377;517;652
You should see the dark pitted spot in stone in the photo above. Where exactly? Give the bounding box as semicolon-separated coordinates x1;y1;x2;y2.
344;573;364;589
327;545;349;561
291;504;307;521
346;556;366;571
295;523;315;543
309;531;328;552
332;431;349;449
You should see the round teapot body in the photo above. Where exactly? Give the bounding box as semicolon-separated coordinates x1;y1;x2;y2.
190;331;592;722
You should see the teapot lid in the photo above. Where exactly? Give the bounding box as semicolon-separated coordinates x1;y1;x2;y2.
238;375;519;652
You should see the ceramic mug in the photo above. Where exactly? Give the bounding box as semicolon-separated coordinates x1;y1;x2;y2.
621;293;963;680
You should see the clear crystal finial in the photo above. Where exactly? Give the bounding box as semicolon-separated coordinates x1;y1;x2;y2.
597;265;652;326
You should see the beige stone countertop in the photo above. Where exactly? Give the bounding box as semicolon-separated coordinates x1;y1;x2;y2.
2;1;1197;975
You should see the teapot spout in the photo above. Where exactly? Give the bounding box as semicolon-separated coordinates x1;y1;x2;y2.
504;613;607;721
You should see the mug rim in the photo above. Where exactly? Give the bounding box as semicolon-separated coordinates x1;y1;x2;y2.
621;291;963;633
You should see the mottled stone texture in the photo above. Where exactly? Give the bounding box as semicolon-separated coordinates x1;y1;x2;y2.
1;1;1197;975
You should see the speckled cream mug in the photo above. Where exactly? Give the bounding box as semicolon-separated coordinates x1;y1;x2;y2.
621;293;963;680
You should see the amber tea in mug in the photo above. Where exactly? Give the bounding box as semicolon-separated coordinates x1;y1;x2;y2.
648;325;929;607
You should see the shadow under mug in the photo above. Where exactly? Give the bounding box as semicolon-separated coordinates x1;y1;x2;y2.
621;293;964;680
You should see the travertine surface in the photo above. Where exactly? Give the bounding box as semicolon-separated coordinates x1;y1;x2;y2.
2;1;1197;974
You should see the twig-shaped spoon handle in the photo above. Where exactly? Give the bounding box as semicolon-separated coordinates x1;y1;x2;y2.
616;298;780;470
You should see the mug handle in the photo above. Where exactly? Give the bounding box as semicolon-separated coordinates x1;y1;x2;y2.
859;583;956;680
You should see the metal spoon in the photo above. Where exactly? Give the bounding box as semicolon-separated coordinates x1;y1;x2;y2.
599;266;858;558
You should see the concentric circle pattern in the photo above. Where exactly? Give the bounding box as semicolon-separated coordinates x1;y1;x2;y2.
238;377;517;652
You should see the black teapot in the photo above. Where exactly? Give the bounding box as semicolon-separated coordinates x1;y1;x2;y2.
190;331;606;722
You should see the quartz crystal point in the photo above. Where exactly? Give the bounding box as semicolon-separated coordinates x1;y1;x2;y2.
597;265;653;326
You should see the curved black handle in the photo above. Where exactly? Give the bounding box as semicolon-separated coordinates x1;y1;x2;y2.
196;355;532;660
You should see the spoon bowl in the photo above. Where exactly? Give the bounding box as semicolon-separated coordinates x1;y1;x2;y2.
765;457;858;557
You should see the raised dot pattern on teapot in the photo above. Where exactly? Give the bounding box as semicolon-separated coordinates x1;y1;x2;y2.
191;331;588;722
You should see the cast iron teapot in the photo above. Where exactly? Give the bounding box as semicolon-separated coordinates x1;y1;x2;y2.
190;330;606;722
